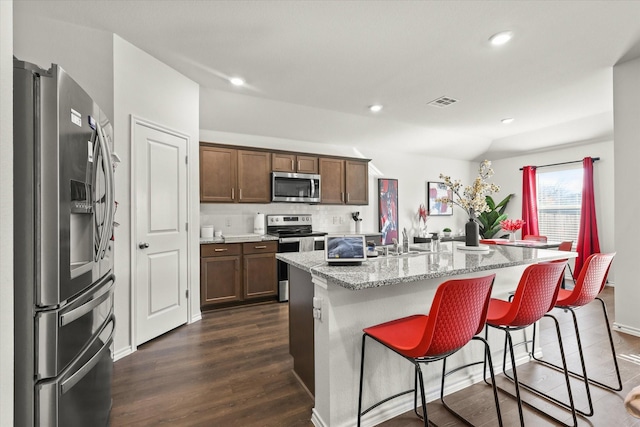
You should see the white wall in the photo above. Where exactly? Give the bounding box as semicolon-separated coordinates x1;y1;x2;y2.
113;35;200;356
0;1;14;423
488;140;615;281
613;56;640;336
13;6;114;119
199;130;472;239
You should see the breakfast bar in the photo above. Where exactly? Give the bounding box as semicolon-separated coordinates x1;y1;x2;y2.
277;242;576;427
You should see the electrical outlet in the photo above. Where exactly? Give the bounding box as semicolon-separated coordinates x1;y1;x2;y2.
225;218;231;227
332;216;338;224
339;217;344;224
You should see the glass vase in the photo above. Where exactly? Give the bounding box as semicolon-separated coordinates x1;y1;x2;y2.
508;231;516;242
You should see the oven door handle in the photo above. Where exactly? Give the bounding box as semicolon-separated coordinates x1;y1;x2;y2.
279;237;302;244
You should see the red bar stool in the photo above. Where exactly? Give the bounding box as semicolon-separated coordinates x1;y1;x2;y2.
357;274;502;427
557;241;575;285
484;261;575;427
530;253;620;417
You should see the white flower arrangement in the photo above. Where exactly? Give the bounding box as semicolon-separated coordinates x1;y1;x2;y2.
437;160;501;218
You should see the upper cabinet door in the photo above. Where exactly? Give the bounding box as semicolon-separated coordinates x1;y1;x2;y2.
296;155;318;174
319;158;345;204
237;150;271;203
200;146;237;203
272;153;318;174
272;153;296;172
345;160;369;205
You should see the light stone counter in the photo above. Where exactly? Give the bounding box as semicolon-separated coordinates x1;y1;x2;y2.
277;241;570;290
278;243;576;427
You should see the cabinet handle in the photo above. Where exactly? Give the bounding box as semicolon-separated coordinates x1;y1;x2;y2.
239;188;243;199
254;245;267;249
347;193;350;202
291;159;294;170
231;188;235;200
214;248;228;252
341;192;344;202
297;160;301;170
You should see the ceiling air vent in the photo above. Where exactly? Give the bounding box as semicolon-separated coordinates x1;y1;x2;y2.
427;96;459;108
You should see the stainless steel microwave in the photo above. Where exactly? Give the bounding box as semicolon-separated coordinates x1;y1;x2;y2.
271;172;321;203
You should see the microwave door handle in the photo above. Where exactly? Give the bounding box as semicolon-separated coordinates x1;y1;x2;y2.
310;178;315;198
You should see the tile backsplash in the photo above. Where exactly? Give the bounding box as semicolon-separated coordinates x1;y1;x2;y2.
200;203;374;236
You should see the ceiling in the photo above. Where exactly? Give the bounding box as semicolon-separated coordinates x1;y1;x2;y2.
15;0;640;161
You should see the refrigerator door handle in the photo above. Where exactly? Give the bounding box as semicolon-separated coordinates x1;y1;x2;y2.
95;123;115;260
60;315;115;395
59;278;114;327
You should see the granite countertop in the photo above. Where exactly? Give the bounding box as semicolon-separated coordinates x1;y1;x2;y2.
276;241;574;291
200;234;279;245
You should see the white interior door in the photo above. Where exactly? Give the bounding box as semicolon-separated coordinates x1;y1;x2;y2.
134;120;188;346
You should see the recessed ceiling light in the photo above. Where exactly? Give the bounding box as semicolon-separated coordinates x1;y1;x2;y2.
489;31;513;46
369;104;383;113
229;77;245;86
501;117;514;124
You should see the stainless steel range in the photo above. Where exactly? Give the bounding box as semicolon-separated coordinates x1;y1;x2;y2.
267;214;326;302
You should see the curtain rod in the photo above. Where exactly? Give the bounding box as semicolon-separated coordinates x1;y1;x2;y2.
519;157;600;171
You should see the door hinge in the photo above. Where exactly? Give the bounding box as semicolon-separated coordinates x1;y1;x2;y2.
185;155;188;164
185;222;188;231
186;289;189;299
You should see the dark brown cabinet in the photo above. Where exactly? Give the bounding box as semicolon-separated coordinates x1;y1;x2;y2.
272;153;318;174
319;158;368;205
243;242;278;299
200;243;242;306
200;145;271;203
200;145;237;203
200;241;278;310
200;142;369;205
237;150;271;203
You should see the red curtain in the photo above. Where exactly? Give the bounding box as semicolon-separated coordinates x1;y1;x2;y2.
521;166;539;236
574;157;601;276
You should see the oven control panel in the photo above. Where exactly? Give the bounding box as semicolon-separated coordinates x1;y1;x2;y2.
267;214;312;226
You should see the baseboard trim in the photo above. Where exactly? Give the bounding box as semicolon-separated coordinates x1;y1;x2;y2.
613;322;640;338
113;345;134;362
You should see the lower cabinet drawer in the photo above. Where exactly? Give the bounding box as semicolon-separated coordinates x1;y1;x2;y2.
242;241;277;255
201;243;241;257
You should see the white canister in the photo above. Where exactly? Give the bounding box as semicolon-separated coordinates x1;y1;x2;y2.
254;213;265;235
200;225;214;239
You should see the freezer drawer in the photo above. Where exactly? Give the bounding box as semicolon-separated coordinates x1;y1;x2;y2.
35;275;114;380
36;315;114;427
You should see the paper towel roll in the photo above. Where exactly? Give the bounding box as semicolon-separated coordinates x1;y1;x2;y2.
254;213;265;235
201;225;214;239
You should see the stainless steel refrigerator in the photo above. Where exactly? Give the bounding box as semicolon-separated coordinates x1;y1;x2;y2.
13;59;116;426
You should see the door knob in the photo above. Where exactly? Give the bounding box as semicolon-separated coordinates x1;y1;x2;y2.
139;242;150;249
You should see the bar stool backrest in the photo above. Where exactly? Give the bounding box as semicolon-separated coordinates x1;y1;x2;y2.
420;274;495;357
558;241;573;251
564;253;615;307
504;261;567;327
524;235;548;242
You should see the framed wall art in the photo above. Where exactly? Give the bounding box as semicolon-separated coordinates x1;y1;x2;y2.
378;178;398;245
427;181;453;216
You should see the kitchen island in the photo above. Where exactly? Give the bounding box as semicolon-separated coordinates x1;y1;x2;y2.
277;242;576;427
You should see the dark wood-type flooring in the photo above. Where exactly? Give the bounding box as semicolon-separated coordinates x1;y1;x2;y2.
111;287;640;426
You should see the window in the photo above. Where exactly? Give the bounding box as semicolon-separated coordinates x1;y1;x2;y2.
536;167;582;245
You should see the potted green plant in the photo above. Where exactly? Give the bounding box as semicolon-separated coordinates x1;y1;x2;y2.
477;194;514;239
442;227;452;237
